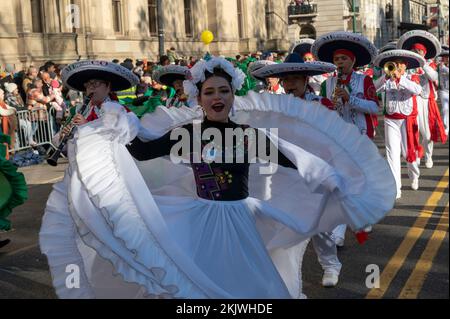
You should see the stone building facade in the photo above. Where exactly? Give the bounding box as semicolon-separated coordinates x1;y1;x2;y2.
0;0;291;67
0;0;443;68
286;0;439;49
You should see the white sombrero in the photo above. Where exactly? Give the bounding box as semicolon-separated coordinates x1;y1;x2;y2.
397;30;441;59
289;38;315;57
374;49;425;70
62;60;139;92
378;41;397;54
247;60;276;81
252;53;336;79
152;65;190;87
438;50;449;57
311;31;378;67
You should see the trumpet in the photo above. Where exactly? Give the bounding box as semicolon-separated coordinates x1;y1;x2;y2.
384;61;397;78
47;93;92;166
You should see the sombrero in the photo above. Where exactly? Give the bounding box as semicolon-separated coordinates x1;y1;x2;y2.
374;49;425;70
62;60;139;92
252;53;336;79
152;65;190;87
289;38;315;57
397;30;441;59
247;60;276;81
441;44;449;51
379;41;397;54
311;31;378;67
438;50;449;57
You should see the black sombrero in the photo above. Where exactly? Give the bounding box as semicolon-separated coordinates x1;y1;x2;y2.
311;31;378;67
438;50;449;57
252;53;336;79
247;60;276;81
153;65;190;87
62;60;139;92
374;49;425;70
379;41;397;54
289;38;315;57
397;30;441;60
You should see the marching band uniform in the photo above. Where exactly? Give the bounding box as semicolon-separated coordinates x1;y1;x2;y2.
374;50;425;197
312;32;380;139
252;53;342;288
312;32;380;253
437;51;449;135
398;31;447;168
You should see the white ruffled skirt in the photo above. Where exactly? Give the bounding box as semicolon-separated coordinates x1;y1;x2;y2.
40;93;396;299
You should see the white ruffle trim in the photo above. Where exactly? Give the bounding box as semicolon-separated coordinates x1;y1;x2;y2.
70;126;211;298
233;91;396;229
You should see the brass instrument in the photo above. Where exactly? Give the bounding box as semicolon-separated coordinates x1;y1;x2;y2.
384;61;397;78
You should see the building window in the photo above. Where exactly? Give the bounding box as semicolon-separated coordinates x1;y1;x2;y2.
265;0;270;39
31;0;43;33
237;0;243;39
112;0;122;33
148;0;158;36
184;0;193;37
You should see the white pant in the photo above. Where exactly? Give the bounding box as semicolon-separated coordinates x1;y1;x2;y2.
384;117;420;195
439;90;449;134
311;232;342;275
332;224;347;241
417;96;434;161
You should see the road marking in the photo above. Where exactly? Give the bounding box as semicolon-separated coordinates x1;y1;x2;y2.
398;203;449;299
27;176;64;189
1;244;39;257
366;168;449;299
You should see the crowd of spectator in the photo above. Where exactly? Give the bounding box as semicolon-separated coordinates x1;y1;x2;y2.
0;47;286;163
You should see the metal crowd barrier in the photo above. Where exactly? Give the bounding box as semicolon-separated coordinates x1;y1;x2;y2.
8;107;58;154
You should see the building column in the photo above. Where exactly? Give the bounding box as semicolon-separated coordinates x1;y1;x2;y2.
43;0;62;33
206;0;240;55
17;0;33;33
266;0;288;51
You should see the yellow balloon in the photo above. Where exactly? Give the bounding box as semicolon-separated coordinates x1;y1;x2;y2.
201;30;214;45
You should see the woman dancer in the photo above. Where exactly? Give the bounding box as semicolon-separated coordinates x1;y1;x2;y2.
40;57;396;298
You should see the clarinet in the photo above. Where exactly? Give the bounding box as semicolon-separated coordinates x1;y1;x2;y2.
47;93;92;166
332;67;345;115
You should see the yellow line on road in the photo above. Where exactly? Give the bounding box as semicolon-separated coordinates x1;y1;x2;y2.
366;168;449;299
398;203;449;299
1;244;39;257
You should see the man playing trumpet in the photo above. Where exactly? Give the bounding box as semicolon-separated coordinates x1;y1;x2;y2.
397;31;447;169
374;50;425;198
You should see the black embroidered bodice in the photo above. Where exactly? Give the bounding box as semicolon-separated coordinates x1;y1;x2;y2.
126;118;296;201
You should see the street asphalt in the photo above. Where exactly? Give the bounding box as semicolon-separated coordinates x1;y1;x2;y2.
0;122;448;299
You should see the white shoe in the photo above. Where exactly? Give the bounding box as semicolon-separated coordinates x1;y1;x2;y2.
425;158;433;168
334;237;345;247
396;192;402;199
411;178;419;190
364;225;373;233
322;271;339;287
